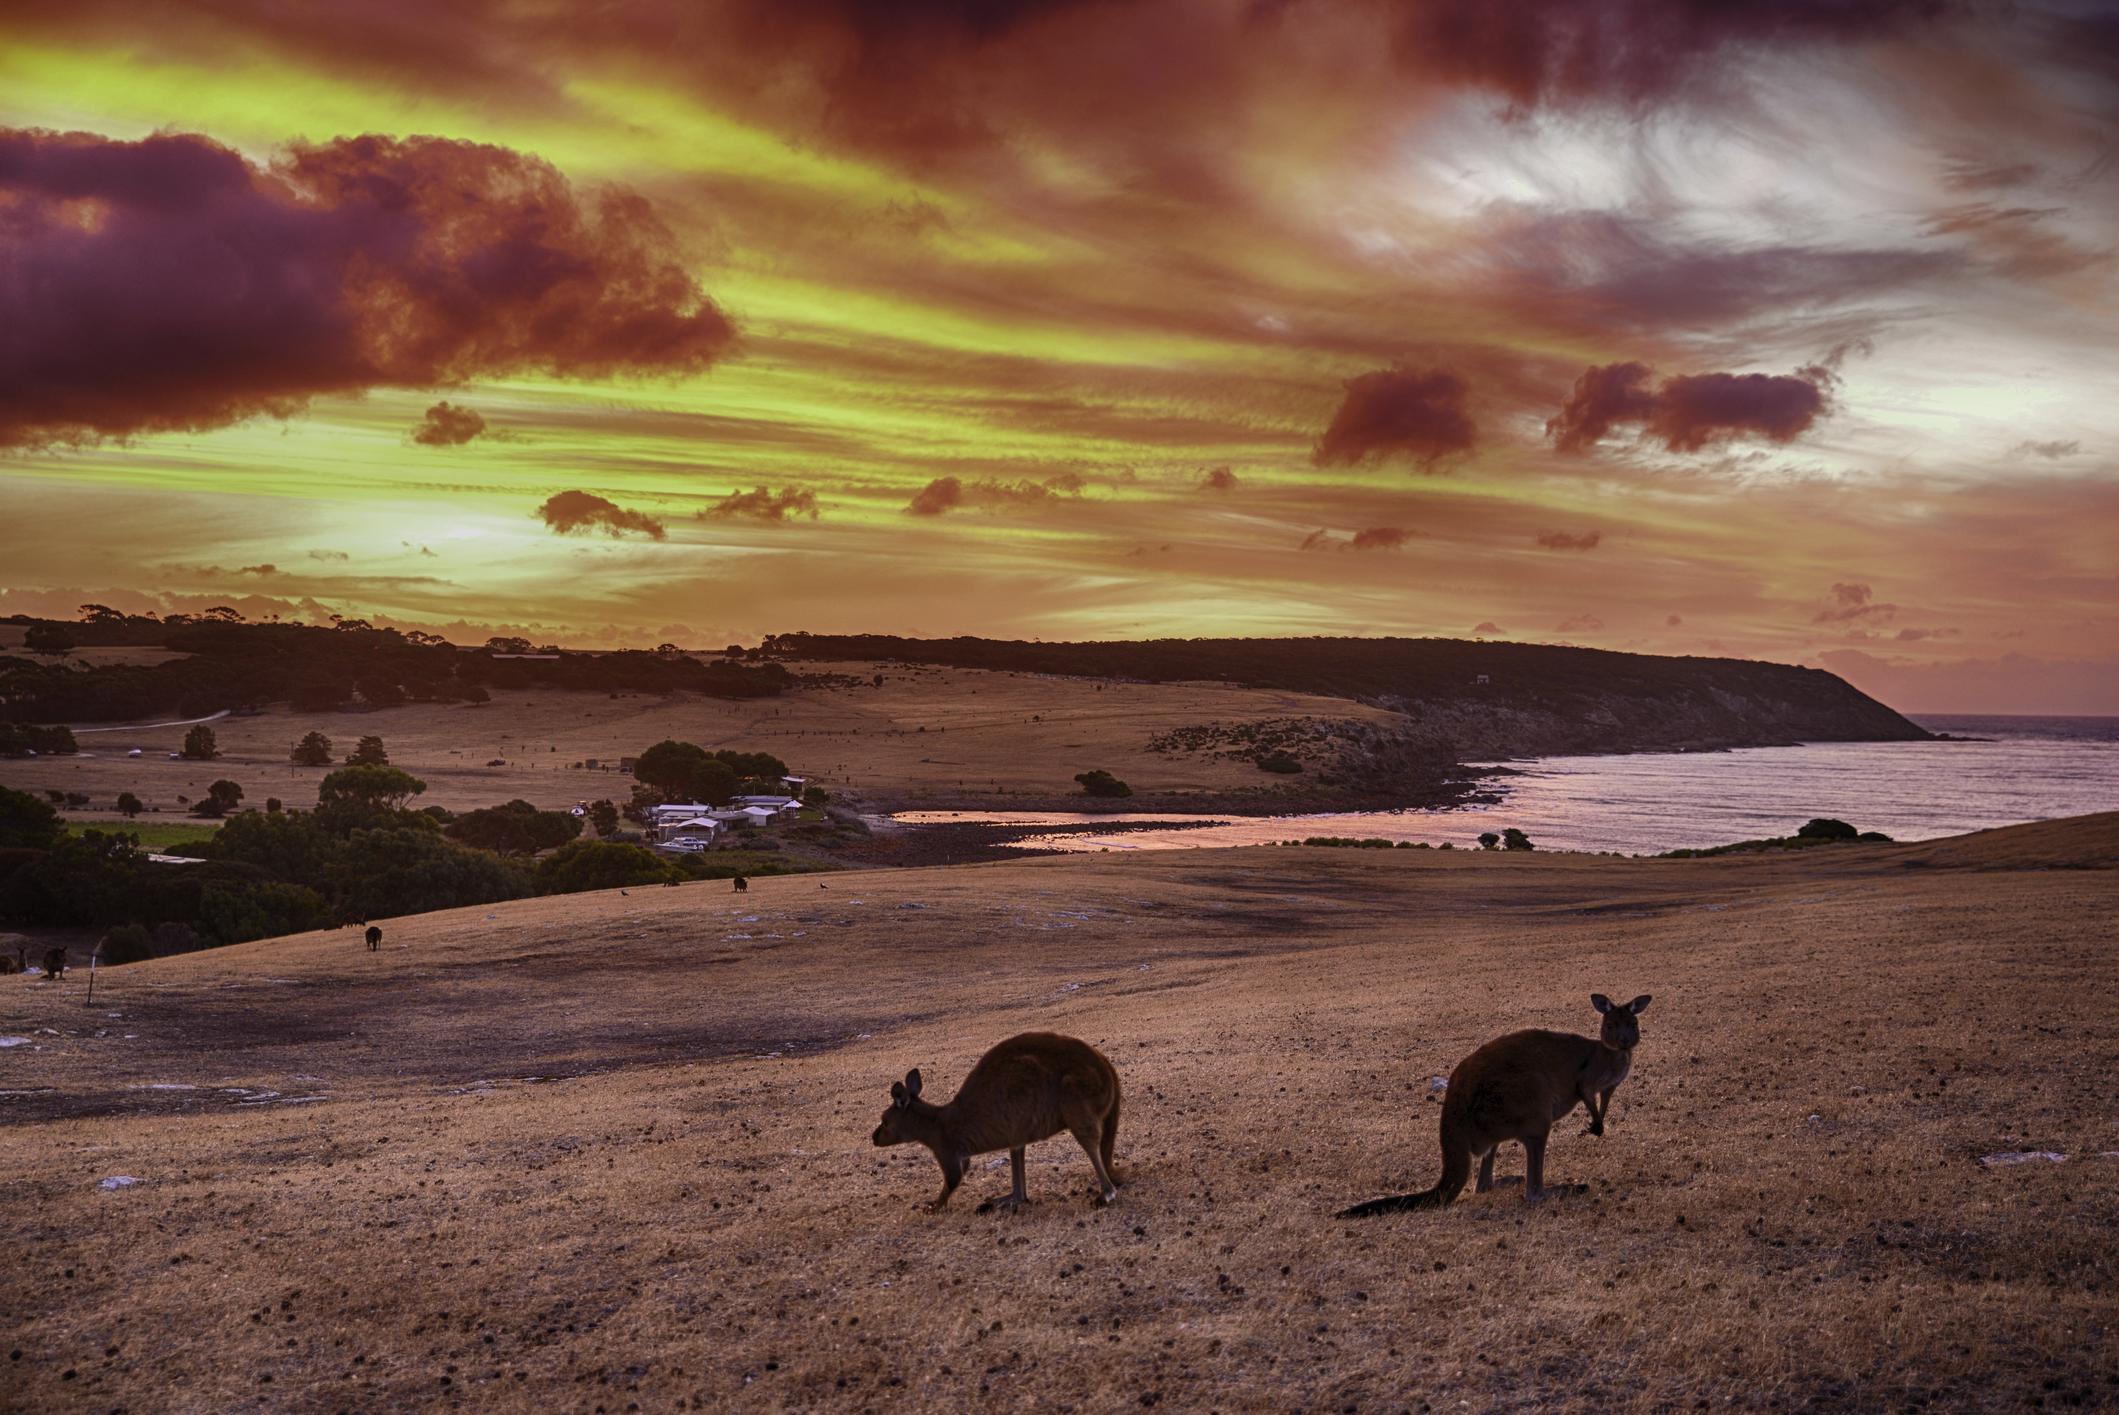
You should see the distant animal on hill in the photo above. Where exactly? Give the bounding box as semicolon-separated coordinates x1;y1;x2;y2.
339;912;365;929
1338;993;1652;1217
365;925;383;952
872;1032;1122;1214
732;875;748;892
662;878;681;888
41;947;67;981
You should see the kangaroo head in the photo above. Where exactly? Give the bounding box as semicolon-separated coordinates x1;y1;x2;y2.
871;1068;926;1146
1590;993;1652;1050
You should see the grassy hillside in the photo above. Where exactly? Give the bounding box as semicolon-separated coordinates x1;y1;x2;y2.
3;817;2113;1411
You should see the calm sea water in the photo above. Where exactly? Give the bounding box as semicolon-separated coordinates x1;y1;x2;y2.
893;714;2118;856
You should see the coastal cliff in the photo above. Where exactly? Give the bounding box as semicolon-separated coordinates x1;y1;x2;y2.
766;634;1931;763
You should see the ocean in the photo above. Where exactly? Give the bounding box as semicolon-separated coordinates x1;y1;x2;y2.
892;714;2119;856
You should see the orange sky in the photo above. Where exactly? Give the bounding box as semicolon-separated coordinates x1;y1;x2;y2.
1;1;2114;712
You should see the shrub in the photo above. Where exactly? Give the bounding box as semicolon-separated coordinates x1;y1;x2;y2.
100;923;155;966
533;839;681;895
1074;769;1133;799
290;731;334;767
181;724;219;760
1796;818;1858;841
0;786;62;850
151;921;201;955
1257;752;1303;774
1477;832;1500;850
1501;828;1535;851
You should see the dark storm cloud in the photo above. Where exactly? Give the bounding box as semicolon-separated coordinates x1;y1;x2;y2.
538;490;668;540
0;128;735;449
1312;367;1476;469
1547;361;1833;454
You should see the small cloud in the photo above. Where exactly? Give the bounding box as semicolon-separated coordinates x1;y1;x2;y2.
399;541;439;558
537;490;667;540
1535;529;1601;551
235;563;279;577
1474;621;1503;635
904;474;1085;517
1666;613;1683;627
1549;360;1833;454
1348;526;1413;551
411;400;486;447
2010;439;2081;460
1895;627;1960;642
307;549;350;562
1198;466;1240;492
1813;581;1896;624
1555;613;1604;633
1299;528;1333;552
699;486;821;523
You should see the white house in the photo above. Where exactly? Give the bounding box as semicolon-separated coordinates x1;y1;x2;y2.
709;805;779;828
732;794;800;812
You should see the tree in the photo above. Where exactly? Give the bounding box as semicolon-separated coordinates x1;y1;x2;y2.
291;677;350;712
357;676;406;709
316;764;427;821
587;799;621;838
0;785;62;850
345;735;389;767
1477;831;1500;850
326;827;530;920
116;792;144;819
533;840;681;895
445;800;583;855
1501;828;1535;851
24;623;75;656
100;923;156;966
1074;769;1133;799
181;724;220;760
290;731;334;767
633;739;739;805
196;780;244;818
1796;818;1858;842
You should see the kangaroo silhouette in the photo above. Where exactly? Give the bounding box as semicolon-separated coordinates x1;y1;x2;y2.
872;1032;1122;1214
1339;993;1651;1216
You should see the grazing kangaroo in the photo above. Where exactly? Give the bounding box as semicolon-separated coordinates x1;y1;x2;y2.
1338;993;1651;1217
872;1032;1122;1214
41;947;67;981
365;925;383;952
732;875;748;893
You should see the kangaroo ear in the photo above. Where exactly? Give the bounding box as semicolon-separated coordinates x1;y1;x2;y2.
905;1068;923;1099
1591;993;1613;1014
890;1080;908;1108
1628;994;1652;1014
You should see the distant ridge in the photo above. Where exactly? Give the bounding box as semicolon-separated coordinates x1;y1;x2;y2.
763;634;1930;759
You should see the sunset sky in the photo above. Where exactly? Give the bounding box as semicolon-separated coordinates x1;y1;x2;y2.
3;1;2114;712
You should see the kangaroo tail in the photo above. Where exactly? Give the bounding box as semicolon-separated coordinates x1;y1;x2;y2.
1336;1127;1471;1219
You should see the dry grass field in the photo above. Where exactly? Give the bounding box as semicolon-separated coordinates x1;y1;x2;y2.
3;817;2116;1412
0;661;1407;821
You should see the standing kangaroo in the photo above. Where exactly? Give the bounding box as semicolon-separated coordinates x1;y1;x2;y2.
365;925;383;952
1339;993;1651;1217
871;1032;1122;1214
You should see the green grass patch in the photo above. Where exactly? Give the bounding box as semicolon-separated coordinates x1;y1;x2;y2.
64;819;222;851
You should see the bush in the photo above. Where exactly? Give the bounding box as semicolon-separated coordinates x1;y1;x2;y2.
533;839;681;895
1501;828;1535;851
100;923;155;966
181;724;219;760
1477;831;1500;850
0;786;62;850
290;731;334;766
1796;818;1858;841
1257;752;1303;774
446;800;583;855
1074;769;1133;799
151;922;201;955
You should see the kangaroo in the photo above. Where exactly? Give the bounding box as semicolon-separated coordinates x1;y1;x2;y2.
732;875;748;893
1338;993;1651;1217
365;925;383;952
871;1032;1122;1214
41;947;67;981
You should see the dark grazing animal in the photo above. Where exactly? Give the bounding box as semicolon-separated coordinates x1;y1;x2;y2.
41;947;67;981
1338;993;1652;1217
0;955;16;975
365;925;383;952
732;875;748;893
872;1032;1122;1214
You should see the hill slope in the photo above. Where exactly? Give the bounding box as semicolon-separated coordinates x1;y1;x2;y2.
2;818;2112;1411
